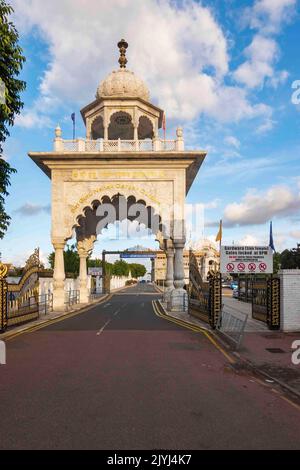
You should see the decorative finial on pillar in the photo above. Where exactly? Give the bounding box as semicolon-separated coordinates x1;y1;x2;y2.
55;124;62;138
117;38;128;68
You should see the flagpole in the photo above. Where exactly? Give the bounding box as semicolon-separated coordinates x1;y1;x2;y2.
71;113;75;140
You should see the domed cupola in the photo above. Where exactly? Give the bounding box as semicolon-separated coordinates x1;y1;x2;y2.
97;68;150;102
81;39;163;141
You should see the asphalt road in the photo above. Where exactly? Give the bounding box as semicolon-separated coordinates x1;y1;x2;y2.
1;283;300;450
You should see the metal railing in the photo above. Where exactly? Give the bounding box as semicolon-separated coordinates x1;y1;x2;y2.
89;289;103;301
216;305;248;350
60;138;180;152
38;294;53;315
65;290;80;307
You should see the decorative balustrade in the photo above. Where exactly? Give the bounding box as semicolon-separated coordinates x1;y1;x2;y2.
54;137;184;152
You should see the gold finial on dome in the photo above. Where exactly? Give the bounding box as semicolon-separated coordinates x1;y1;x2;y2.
117;38;128;68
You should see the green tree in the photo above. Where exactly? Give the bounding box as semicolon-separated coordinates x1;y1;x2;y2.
48;245;80;276
280;248;300;269
129;263;147;278
112;259;130;276
273;252;281;273
0;0;26;238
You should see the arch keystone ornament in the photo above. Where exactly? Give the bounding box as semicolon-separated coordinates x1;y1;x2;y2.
28;40;207;310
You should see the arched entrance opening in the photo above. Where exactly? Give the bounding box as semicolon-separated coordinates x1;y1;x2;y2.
108;111;134;140
91;116;104;140
67;193;171;303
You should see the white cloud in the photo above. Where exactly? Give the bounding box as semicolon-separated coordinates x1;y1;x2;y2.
15;109;52;129
14;203;51;216
223;185;300;227
202;156;275;181
234;35;278;88
224;135;240;149
255;117;277;134
237;234;260;246
289;230;300;239
234;0;295;93
249;0;297;33
11;0;271;127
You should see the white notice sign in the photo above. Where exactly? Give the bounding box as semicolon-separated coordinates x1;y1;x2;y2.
220;246;273;274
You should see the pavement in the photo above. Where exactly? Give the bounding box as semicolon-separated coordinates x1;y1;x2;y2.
158;290;300;399
1;283;300;450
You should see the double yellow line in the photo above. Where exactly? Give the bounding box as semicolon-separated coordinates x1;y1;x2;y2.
4;294;113;342
152;300;235;364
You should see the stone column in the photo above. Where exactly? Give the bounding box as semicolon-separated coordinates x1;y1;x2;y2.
151;258;155;282
104;126;108;141
78;247;89;304
170;239;187;311
163;241;175;305
52;240;66;310
77;236;96;303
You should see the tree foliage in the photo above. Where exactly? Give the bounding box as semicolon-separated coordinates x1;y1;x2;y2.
129;262;147;278
49;251;147;279
0;0;26;238
112;259;130;277
280;248;300;269
48;245;80;276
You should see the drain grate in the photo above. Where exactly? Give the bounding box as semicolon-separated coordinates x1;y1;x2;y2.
265;347;286;354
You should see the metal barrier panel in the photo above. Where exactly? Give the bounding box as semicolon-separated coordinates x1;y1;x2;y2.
217;306;248;350
65;290;80;307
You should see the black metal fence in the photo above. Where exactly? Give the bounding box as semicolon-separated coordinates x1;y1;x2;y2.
234;275;280;330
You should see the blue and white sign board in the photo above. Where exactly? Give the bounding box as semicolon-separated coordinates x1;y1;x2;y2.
220;246;273;274
120;253;156;259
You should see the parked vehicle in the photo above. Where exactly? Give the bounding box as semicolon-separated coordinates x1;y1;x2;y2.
230;281;238;290
232;288;239;299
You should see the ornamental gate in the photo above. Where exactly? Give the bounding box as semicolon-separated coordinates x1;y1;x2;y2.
252;277;280;330
0;273;8;333
188;250;221;329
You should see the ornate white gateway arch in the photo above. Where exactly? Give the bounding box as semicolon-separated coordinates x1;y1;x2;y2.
29;40;206;311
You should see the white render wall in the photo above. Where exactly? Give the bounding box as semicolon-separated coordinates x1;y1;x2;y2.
279;269;300;332
39;277;89;295
39;275;132;296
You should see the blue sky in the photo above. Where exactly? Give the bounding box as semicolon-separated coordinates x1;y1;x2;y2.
1;0;300;266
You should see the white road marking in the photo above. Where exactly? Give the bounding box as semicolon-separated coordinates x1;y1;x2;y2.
96;319;112;336
113;309;120;317
103;303;111;308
